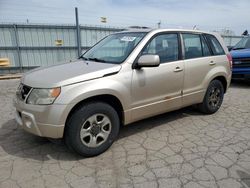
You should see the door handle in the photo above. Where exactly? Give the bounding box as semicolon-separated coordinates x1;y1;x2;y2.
174;67;183;72
209;61;216;65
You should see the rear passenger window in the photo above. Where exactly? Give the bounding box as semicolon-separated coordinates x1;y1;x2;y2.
205;34;225;55
142;34;179;63
183;34;203;59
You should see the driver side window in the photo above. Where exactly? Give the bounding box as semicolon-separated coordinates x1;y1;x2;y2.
142;34;179;63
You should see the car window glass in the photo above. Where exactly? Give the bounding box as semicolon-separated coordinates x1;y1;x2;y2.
183;34;203;59
206;35;225;55
142;34;179;63
94;38;125;58
233;37;250;49
201;36;211;56
83;32;147;64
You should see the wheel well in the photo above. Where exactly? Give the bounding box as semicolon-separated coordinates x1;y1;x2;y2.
65;94;124;128
212;76;227;93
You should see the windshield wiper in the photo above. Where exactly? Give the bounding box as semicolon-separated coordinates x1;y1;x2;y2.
79;56;106;62
87;57;106;63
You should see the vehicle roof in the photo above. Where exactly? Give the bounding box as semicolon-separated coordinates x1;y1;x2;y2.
117;28;215;35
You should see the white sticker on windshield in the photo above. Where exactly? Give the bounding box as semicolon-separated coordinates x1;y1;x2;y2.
120;36;136;42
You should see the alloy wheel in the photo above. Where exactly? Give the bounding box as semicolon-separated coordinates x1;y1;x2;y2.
80;114;112;148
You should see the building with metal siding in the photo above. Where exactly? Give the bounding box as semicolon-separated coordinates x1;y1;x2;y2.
0;23;243;74
0;23;123;73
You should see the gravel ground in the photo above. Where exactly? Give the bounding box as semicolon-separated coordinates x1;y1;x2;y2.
0;79;250;188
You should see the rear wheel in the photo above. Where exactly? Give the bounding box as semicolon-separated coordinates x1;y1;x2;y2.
198;80;224;114
65;102;120;157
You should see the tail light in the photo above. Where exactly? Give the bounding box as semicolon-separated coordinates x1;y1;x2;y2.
226;53;232;70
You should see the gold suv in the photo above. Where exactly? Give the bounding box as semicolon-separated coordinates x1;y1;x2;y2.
14;29;232;156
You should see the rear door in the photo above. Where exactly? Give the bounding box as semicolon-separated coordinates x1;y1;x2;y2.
181;33;214;106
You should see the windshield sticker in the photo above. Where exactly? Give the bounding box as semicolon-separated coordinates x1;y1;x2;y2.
120;36;136;42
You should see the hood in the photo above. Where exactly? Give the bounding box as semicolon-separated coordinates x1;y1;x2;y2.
22;60;121;88
230;48;250;59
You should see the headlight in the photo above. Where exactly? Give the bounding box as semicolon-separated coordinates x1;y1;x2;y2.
27;87;61;105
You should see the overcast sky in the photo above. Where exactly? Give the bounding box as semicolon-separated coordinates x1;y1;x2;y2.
0;0;249;34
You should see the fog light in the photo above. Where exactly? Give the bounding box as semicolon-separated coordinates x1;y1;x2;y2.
24;117;32;128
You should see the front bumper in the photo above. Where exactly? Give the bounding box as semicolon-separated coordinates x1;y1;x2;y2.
14;97;73;138
232;67;250;79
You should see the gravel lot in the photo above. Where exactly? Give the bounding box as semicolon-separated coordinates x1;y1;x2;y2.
0;79;250;188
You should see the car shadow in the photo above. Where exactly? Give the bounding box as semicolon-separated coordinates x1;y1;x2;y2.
0;119;81;161
0;107;202;161
236;170;250;187
230;79;250;89
118;106;201;139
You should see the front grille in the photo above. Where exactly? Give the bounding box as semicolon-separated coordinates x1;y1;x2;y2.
233;58;250;68
232;74;244;79
16;84;32;101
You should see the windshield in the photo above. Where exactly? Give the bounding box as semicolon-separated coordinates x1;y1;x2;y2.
233;37;250;50
81;32;147;64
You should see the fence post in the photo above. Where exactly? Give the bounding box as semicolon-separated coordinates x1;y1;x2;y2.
13;24;22;72
75;7;81;57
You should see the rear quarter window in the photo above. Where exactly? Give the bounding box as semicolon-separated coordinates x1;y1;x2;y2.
205;34;225;55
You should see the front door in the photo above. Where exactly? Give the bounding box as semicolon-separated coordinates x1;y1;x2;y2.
131;33;184;122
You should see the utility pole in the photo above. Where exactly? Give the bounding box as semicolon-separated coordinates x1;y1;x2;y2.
75;7;81;57
157;21;161;28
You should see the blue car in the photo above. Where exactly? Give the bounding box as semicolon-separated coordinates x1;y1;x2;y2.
230;36;250;80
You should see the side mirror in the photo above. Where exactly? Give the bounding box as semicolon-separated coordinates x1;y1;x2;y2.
136;54;160;68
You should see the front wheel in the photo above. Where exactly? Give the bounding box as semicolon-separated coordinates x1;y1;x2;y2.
65;102;120;157
198;80;224;114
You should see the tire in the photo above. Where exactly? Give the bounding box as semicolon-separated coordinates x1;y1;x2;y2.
198;80;224;114
64;102;120;157
246;79;250;85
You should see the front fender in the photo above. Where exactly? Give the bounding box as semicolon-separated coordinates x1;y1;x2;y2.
55;76;131;111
